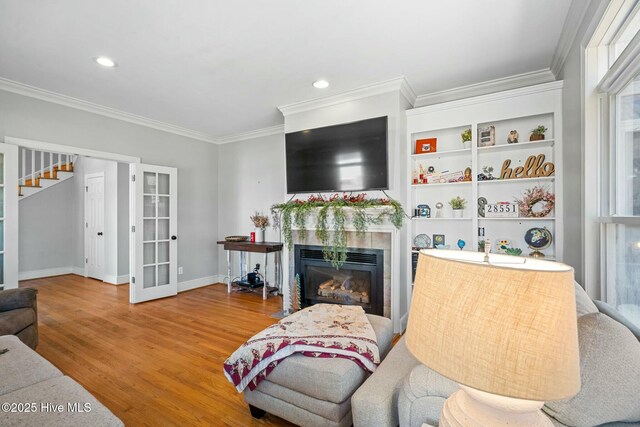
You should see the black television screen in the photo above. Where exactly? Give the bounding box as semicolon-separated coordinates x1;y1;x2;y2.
285;116;388;194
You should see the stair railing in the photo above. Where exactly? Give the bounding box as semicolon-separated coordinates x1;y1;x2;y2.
19;147;76;186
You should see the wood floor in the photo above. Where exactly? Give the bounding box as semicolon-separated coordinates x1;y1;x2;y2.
21;275;296;427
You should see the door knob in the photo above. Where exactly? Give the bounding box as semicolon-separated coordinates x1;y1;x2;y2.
171;235;177;240
97;232;103;236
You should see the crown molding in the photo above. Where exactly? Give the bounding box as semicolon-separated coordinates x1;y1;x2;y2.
550;0;594;77
278;77;415;117
413;69;556;108
0;77;219;144
217;124;284;144
407;80;564;117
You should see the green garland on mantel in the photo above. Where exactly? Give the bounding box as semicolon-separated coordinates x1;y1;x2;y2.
271;193;406;268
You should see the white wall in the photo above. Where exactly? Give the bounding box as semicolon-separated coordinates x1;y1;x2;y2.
18;178;74;276
0;89;219;285
217;133;285;284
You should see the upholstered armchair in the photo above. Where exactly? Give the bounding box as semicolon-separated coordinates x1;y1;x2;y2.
0;288;38;349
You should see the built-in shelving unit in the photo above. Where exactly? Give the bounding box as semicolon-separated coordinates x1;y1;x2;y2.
405;81;563;284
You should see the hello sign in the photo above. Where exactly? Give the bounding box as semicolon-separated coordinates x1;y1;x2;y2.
499;154;555;180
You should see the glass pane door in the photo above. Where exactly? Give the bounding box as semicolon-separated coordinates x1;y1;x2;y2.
131;163;178;303
0;144;18;289
0;152;4;286
143;171;172;288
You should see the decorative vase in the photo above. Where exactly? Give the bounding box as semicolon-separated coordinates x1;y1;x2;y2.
530;133;544;141
256;228;265;243
452;209;464;218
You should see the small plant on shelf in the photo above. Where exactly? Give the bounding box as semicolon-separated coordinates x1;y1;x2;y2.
530;125;548;141
449;196;466;209
461;128;472;145
449;196;466;218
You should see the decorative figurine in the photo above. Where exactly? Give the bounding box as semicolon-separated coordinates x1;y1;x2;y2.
457;239;466;250
463;167;472;182
507;130;519;144
435;202;444;218
427;166;435;174
412;170;418;185
477;197;487;217
418;164;426;183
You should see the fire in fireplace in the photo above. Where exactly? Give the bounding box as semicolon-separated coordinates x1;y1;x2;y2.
294;245;384;316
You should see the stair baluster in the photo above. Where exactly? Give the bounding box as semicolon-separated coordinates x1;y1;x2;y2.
17;147;76;199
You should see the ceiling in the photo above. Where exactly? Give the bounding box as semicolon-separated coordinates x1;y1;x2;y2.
0;0;572;140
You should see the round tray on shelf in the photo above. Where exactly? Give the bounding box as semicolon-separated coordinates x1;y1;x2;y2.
225;235;248;242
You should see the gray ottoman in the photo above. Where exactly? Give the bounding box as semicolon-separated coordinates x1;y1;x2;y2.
244;314;394;427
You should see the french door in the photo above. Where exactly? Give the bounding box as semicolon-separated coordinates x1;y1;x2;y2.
130;164;178;303
0;143;18;289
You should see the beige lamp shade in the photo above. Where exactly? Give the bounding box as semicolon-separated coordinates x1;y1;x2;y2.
405;250;580;402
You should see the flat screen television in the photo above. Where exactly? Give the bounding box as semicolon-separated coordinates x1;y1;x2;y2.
285;116;388;194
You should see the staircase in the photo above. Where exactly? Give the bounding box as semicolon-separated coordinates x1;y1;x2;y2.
18;147;77;199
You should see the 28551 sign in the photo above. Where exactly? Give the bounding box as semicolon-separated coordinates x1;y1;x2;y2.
485;203;519;218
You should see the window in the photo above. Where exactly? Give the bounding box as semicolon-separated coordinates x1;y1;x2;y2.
589;0;640;327
606;74;640;325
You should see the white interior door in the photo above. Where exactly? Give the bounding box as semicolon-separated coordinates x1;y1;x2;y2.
130;163;178;303
85;173;105;280
0;143;18;289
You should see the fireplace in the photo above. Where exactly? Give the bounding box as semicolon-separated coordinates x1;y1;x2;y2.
294;245;384;316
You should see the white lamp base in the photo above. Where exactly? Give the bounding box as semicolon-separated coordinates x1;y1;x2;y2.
440;385;552;427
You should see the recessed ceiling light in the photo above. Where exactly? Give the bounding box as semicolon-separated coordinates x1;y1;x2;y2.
313;80;329;89
94;56;117;68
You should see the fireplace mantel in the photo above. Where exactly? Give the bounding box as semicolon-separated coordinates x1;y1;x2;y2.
281;217;404;333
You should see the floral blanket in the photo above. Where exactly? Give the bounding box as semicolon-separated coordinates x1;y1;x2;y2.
223;304;380;393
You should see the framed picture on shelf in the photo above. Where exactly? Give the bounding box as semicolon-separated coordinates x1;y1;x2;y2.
416;138;437;154
478;126;495;147
433;234;445;247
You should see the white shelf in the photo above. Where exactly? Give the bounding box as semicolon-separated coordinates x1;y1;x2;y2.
411;147;471;158
478;176;555;185
478;139;554;153
479;217;555;221
407;81;563;282
412;217;472;221
411;181;472;188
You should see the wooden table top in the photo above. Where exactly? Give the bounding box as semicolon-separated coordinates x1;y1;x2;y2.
216;240;284;253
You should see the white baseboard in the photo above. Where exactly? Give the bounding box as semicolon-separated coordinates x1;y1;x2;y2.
19;266;75;281
178;274;225;292
103;274;129;285
71;266;85;276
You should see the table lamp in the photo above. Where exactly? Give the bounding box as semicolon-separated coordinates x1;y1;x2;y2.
405;249;580;427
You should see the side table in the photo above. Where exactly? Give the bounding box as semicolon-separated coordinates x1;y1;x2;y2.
216;241;283;300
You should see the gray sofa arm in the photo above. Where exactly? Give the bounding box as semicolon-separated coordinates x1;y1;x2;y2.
352;337;422;427
398;364;459;427
0;288;37;312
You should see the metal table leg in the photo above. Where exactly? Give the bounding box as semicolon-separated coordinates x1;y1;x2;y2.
226;250;232;293
274;251;281;295
263;252;268;300
240;251;246;280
